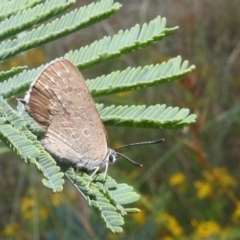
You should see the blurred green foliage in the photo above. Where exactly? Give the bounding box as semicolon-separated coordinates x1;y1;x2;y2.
1;0;240;239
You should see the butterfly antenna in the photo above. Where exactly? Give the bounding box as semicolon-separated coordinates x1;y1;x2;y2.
116;152;143;167
115;138;165;150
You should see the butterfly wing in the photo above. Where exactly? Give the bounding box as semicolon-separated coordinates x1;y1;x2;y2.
24;58;108;167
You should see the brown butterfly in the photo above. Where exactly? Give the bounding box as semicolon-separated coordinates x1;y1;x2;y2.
22;58;163;181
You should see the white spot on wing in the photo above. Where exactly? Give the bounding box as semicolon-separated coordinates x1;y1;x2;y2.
83;129;90;137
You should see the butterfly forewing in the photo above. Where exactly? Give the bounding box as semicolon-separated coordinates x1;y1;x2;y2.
24;58;108;165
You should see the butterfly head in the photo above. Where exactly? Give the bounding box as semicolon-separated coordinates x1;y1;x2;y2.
105;148;117;165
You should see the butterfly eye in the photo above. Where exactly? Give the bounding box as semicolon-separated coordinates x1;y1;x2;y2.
108;154;115;163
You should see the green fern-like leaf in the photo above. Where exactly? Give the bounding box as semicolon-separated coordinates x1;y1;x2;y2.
66;16;178;69
0;66;26;82
0;0;75;41
0;65;44;99
0;123;39;161
0;0;121;60
87;56;195;97
0;0;44;21
98;104;196;128
0;97;40;162
0;96;26;129
65;168;140;233
0;97;64;192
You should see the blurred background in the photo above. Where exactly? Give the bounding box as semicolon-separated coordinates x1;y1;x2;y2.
1;0;240;239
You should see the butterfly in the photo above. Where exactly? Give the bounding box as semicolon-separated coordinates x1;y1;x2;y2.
21;58;163;182
21;58;117;179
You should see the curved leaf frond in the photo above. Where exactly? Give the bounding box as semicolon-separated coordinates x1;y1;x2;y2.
37;151;65;193
66;16;178;69
0;97;40;160
0;96;26;129
87;56;196;97
0;123;40;161
0;0;44;21
98;104;196;128
65;168;140;233
0;0;75;41
0;97;64;192
0;65;43;99
0;66;26;82
0;0;121;60
109;183;140;205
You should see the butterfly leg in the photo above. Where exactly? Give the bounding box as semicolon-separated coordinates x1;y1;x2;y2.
103;162;109;181
87;167;100;187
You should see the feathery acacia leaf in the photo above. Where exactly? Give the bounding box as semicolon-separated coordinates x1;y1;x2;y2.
0;96;64;192
0;96;26;130
0;0;44;21
38;152;65;193
0;0;121;60
65;168;140;233
97;104;196;128
0;66;26;83
0;97;40;160
0;0;75;41
87;56;196;97
66;16;178;69
0;65;44;99
0;123;40;161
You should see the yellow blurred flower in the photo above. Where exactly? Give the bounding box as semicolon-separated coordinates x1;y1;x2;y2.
214;168;237;188
21;196;49;220
231;201;240;223
132;210;146;225
193;180;212;199
2;223;20;237
203;168;237;188
40;207;48;219
156;213;184;237
169;172;186;192
192;220;220;238
20;196;35;220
